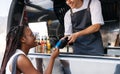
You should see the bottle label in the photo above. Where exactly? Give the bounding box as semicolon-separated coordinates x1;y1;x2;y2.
55;40;62;48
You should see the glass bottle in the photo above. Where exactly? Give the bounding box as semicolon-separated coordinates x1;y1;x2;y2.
55;37;69;49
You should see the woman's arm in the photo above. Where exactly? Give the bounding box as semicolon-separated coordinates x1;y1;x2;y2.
16;49;59;74
16;54;41;74
44;48;59;74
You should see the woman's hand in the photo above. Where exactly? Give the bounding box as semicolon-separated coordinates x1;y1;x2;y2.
51;48;59;59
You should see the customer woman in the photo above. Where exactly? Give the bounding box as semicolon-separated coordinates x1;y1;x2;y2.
0;25;59;74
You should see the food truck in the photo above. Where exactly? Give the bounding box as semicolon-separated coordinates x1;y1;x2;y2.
6;0;120;74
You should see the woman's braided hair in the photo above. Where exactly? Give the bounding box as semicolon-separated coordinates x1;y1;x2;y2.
0;10;28;74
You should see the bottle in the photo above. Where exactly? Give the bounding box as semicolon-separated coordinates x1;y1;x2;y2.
40;37;45;53
46;37;51;53
114;33;120;46
35;33;41;53
55;37;69;49
36;38;41;53
43;36;47;53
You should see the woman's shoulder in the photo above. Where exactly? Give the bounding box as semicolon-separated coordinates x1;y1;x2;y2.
17;54;30;65
14;54;31;71
16;54;37;74
5;50;27;74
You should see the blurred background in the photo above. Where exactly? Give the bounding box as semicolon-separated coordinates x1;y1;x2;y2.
0;0;11;68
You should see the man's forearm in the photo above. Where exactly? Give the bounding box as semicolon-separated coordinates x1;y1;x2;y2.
77;24;101;37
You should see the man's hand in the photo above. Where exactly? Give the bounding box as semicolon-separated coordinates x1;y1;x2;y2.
68;32;79;43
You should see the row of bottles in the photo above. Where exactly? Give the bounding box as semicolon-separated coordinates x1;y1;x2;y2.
35;33;51;54
34;32;70;54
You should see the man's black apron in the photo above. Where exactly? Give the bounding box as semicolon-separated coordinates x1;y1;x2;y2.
71;0;104;55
